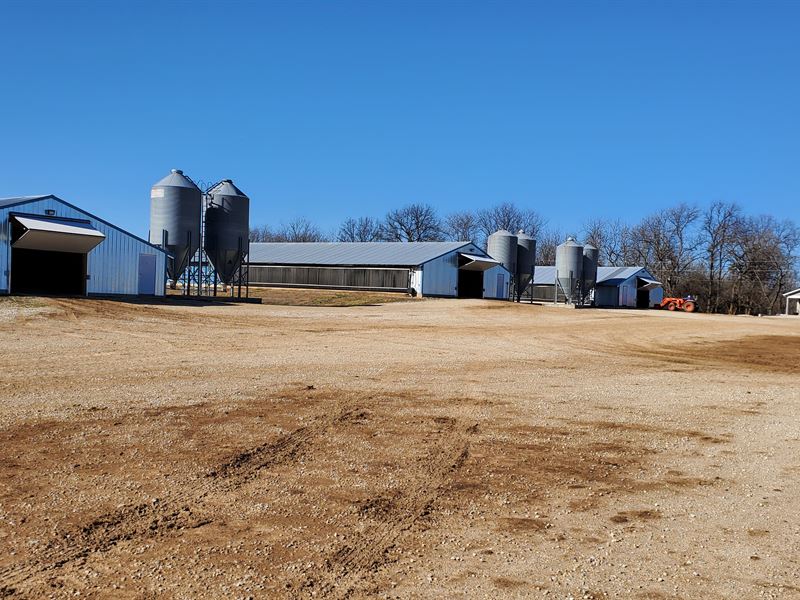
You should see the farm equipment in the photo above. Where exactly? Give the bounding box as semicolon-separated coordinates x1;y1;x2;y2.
658;296;697;312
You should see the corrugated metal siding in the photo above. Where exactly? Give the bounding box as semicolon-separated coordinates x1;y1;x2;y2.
0;197;166;296
619;277;637;307
421;250;459;296
529;284;568;303
649;286;664;306
243;242;509;299
593;280;663;308
482;265;509;299
533;265;652;286
594;285;619;307
420;243;511;299
249;265;409;291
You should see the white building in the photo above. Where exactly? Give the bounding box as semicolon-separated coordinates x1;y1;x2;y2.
529;265;664;308
783;287;800;315
247;241;511;299
1;195;168;296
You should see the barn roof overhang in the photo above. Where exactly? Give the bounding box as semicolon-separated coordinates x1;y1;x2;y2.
636;277;663;291
458;253;501;272
11;214;106;253
782;287;800;298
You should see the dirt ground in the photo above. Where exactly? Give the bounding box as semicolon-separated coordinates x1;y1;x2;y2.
0;294;798;599
167;286;416;307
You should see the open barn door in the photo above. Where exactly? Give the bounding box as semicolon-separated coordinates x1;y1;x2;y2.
457;253;499;298
9;214;105;295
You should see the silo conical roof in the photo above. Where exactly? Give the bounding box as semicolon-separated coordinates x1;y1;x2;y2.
152;169;199;190
208;179;246;197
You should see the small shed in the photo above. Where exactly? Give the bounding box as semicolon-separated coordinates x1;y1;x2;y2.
783;287;800;315
594;266;664;308
248;241;511;299
1;195;168;296
530;265;664;307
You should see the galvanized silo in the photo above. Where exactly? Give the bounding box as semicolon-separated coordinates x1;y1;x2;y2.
149;169;202;282
515;231;536;299
555;237;583;303
582;244;599;299
203;179;250;284
487;229;518;276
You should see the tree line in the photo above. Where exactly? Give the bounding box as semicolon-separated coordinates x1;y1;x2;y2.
582;202;799;315
250;200;799;314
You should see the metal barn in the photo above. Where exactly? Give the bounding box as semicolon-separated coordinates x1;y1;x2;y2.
1;195;168;297
248;241;511;299
529;265;664;307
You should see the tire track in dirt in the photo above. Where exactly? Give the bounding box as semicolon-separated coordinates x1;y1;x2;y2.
0;406;365;597
289;417;477;599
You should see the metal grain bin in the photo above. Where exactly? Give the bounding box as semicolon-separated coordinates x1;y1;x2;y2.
149;169;201;281
582;244;599;299
487;229;518;276
515;231;536;298
204;179;250;284
556;237;583;303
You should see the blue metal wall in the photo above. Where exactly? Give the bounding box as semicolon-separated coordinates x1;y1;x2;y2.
420;243;510;299
0;196;167;296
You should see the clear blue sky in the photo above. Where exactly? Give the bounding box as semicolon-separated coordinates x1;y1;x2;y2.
1;0;798;239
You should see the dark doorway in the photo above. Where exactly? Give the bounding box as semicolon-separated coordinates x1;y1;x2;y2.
636;289;650;308
11;248;86;295
457;269;483;298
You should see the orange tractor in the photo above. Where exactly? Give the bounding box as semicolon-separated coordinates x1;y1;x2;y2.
657;296;697;312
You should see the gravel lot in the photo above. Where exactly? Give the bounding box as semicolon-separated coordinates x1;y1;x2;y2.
0;295;798;599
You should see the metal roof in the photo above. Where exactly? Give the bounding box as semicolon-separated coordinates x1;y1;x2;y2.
248;241;471;267
0;195;52;208
152;169;200;190
208;179;247;197
532;265;653;286
783;287;800;298
0;194;169;255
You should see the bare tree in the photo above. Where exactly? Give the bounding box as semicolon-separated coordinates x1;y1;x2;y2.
251;218;328;242
666;203;702;284
252;199;798;314
278;217;328;242
381;203;444;242
582;218;605;251
249;225;275;242
476;202;546;248
728;216;800;314
700;201;741;313
586;218;634;267
444;210;480;242
537;227;564;265
582;218;632;266
337;217;382;242
629;203;700;295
